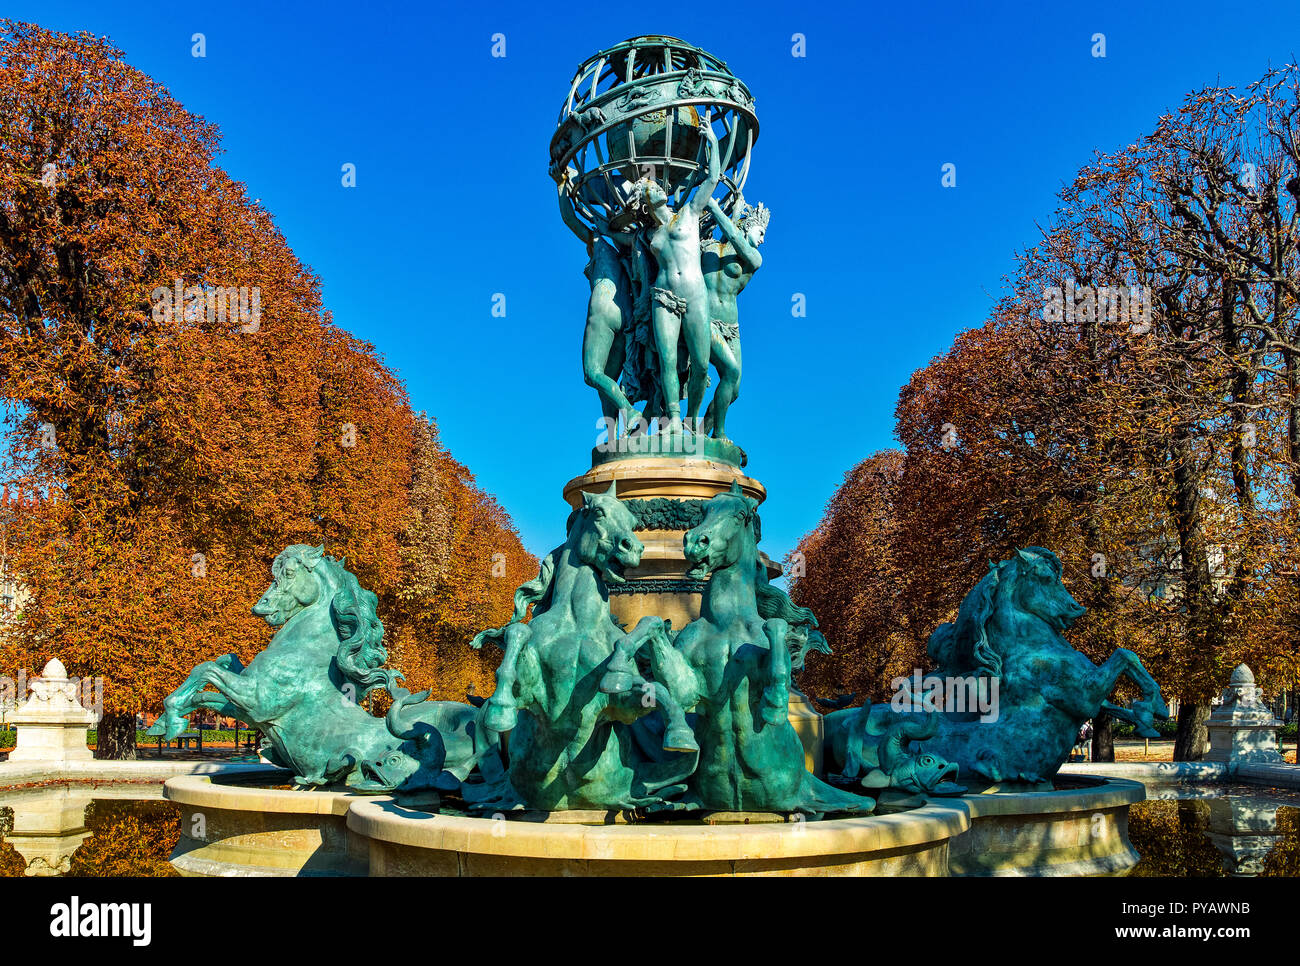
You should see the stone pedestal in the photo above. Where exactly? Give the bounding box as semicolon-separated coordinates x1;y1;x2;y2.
1204;664;1283;764
562;456;779;629
788;688;824;777
6;658;98;763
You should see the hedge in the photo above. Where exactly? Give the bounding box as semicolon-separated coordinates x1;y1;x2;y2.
0;727;258;748
1110;718;1180;738
3;721;1293;750
1111;719;1297;739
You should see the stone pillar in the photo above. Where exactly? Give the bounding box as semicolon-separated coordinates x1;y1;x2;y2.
1204;664;1283;764
6;658;99;763
787;688;824;776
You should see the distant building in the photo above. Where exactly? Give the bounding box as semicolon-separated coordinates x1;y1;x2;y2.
1134;543;1234;604
1130;487;1237;604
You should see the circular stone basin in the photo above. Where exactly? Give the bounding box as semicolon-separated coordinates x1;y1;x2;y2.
945;776;1145;877
346;799;970;877
164;772;375;877
162;771;1146;877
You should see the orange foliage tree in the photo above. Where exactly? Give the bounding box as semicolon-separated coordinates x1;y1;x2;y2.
387;415;537;702
0;22;534;756
786;450;924;705
792;65;1300;760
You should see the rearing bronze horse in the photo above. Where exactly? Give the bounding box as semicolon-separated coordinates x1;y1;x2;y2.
826;547;1170;786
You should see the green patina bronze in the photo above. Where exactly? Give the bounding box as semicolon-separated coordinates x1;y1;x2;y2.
462;38;896;813
148;546;502;795
470;482;699;810
825;548;1170;790
150;38;1174;828
606;577;708;597
553;36;762;458
826;707;965;797
699;192;765;443
473;481;874;815
601;483;875;814
626;496;709;532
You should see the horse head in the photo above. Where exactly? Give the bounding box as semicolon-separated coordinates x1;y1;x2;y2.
1008;547;1086;633
252;544;335;626
569;481;644;587
929;547;1085;678
252;544;399;697
469;482;639;653
683;481;759;580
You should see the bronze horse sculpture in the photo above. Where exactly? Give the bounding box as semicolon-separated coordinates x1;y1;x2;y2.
471;482;698;810
149;545;495;793
826;547;1170;787
602;482;876;814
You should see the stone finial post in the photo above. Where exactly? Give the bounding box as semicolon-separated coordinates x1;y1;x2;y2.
1204;664;1284;764
6;658;99;763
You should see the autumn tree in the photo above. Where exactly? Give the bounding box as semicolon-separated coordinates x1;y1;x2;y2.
788;450;924;705
1058;70;1300;755
388;415;536;701
0;22;535;755
0;21;335;755
797;65;1300;761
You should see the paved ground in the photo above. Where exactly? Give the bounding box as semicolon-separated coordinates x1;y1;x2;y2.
124;747;262;762
1078;739;1299;764
0;743;261;763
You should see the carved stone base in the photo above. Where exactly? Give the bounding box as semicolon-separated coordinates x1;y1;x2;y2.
562;456;778;630
788;688;825;777
1204;664;1284;764
6;659;97;764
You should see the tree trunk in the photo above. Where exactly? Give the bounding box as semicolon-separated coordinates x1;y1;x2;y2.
93;711;137;760
1172;701;1210;761
1092;713;1115;762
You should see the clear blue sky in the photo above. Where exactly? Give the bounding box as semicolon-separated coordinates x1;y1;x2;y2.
15;1;1300;564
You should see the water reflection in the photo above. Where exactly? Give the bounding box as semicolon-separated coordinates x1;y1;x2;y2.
0;783;179;877
1128;784;1300;877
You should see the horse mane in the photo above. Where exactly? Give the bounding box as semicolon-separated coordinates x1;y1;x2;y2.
755;561;818;626
752;560;832;673
328;559;402;698
927;559;1007;678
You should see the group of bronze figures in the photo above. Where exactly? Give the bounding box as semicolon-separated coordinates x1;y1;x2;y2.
558;119;767;446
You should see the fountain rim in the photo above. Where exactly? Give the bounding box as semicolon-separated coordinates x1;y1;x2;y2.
164;770;370;816
346;796;972;862
954;775;1146;819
